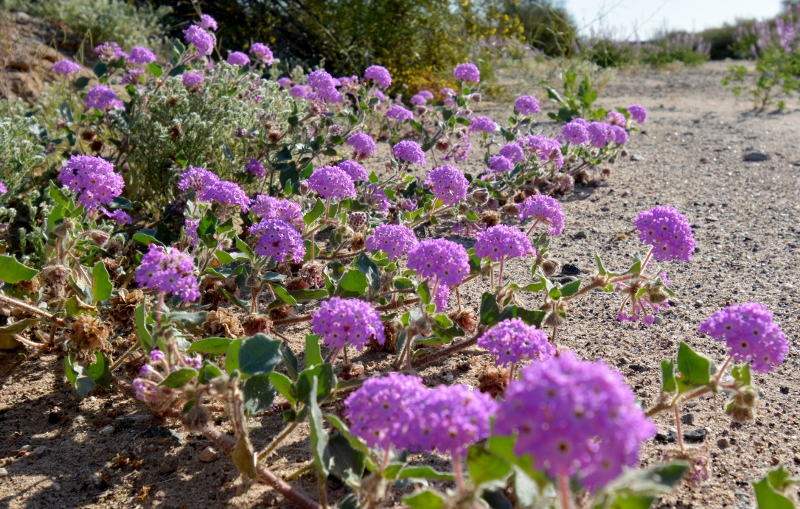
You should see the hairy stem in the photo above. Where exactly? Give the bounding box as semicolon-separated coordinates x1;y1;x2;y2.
0;293;66;326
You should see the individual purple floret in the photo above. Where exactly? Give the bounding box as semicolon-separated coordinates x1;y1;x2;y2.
470;116;498;133
699;303;789;372
364;65;391;88
366;224;418;260
364;184;390;212
312;297;385;350
487;155;514;173
347;132;376;157
245;158;266;178
343;373;427;451
337;160;368;181
392;140;426;165
127;46;157;65
417;384;496;457
587;122;609;148
135;244;200;301
608;125;628;145
562;120;590;145
606;110;626;126
59;155;124;209
425;165;469;205
227;51;250;66
289;85;308;98
183;25;215;56
52;60;82;75
0;182;7;194
84;86;124;111
250;218;305;262
184;219;199;247
199;14;218;31
182;72;204;87
495;351;656;491
454;62;480;83
633;206;695;262
475;225;533;262
407;238;470;287
251;195;303;230
277;77;292;88
514;95;540;115
628;104;647;123
410;94;427;106
478;318;555;365
386;104;414;121
249;43;274;64
518;194;565;236
499;143;525;164
308;166;356;200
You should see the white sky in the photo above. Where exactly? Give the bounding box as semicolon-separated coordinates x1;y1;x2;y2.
565;0;784;39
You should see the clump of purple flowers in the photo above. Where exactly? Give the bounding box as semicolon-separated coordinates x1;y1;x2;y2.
628;104;647;123
487;155;514;173
199;14;218;31
499;143;524;164
204;181;250;212
425;165;469;205
312;297;384;350
251;195;303;230
135;244;200;301
182;72;204;87
289;85;308;98
227;51;250;66
364;65;391;88
417;384;496;456
454;62;480;83
518;194;565;236
94;41;126;61
392;140;426;166
514;95;540;115
699;303;789;372
478;318;555;365
366;224;417;260
606;110;626;126
337;160;368;182
386;104;413;122
178;167;219;195
183;25;215;56
52;60;82;75
633;206;695;262
308;166;356;200
407;238;470;287
249;43;274;64
495;351;656;491
608;125;628;145
84;86;123;111
127;46;157;65
562;120;590;145
245;158;266;179
250;218;305;262
59;155;124;209
347;132;376;157
470;116;498;133
410;93;427;106
587;122;609;148
475;225;533;262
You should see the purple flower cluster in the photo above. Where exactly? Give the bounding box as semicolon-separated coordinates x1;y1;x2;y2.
0;182;7;194
562;120;589;145
178;167;219;194
52;60;82;75
227;51;250;66
128;46;156;65
454;62;480;83
366;224;417;260
518;194;565;236
407;238;470;287
487;155;514;173
392;140;426;165
312;297;384;350
588;122;609;148
199;14;218;31
470;116;498;133
410;94;427;106
425;165;469;205
418;384;496;456
135;244;200;301
182;72;204;87
245;158;266;178
183;25;215;56
59;155;124;209
386;104;413;122
250;218;305;262
249;43;274;64
478;318;555;365
699;303;789;372
347;132;376;157
633;206;695;262
499;143;524;163
433;283;450;312
628;104;647;124
308;166;356;200
527;135;564;168
608;125;628;145
475;225;533;262
418;90;434;101
495;352;656;491
364;65;391;88
277;77;292;88
94;41;126;61
514;95;540;115
337;160;368;181
84;86;123;111
307;69;342;103
122;69;144;85
606;110;626;127
251;195;303;230
365;184;390;212
104;209;133;225
289;85;308;98
177;167;249;210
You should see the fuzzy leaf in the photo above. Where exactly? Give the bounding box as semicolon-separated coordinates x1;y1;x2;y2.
0;255;38;283
92;261;112;303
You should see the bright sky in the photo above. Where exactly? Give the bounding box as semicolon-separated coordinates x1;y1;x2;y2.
564;0;784;39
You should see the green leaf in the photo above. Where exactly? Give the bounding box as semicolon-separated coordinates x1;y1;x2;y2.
594;253;607;275
767;465;798;492
239;334;282;376
132;232;164;247
296;363;334;404
231;435;258;480
305;334;324;368
326;415;374;467
86;351;112;390
289;289;329;301
221;289;250;312
479;293;500;325
64;355;96;396
355;253;381;293
188;337;233;354
661;360;677;393
269;372;296;405
496;306;546;328
135;298;154;352
91;262;112;303
676;342;713;389
281;343;299;380
338;270;369;296
397;466;455;481
592;461;689;509
394;277;414;290
148;63;163;77
169;311;208;334
271;285;298;306
235;235;255;261
731;363;751;386
243;374;276;415
49;181;70;207
225;338;243;374
418;280;432;305
160;368;198;388
467;445;513;488
167;64;188;77
304;199;326;226
0;255;38;283
198;363;223;384
559;279;582;298
404;489;446;509
325;431;366;488
308;376;329;478
93;61;108;77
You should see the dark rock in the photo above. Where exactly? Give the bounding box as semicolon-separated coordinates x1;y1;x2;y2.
680;413;694;426
560;263;581;276
743;151;769;162
629;364;648;373
717;438;730;449
780;386;790;394
148;425;183;445
157;458;178;475
655;430;677;444
684;428;708;443
631;154;645;162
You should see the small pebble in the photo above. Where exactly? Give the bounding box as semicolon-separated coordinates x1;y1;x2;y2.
742;151;769;162
34;446;46;455
0;468;7;478
100;425;115;436
780;386;789;394
20;445;31;452
200;447;218;463
717;438;730;449
631;154;644;162
680;413;694;426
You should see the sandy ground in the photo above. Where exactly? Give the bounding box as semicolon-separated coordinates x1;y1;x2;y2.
1;61;799;509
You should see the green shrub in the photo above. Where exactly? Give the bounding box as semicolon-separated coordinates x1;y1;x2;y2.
498;0;577;57
0;116;47;200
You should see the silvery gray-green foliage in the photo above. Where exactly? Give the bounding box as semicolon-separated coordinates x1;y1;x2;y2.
2;0;170;50
0;116;46;200
121;63;292;202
